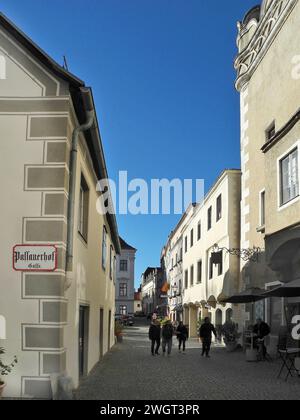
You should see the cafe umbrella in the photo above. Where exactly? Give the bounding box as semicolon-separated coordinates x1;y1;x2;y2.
262;279;300;298
221;288;266;304
220;288;266;351
262;279;300;331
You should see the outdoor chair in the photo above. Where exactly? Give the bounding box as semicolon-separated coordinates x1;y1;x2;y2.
277;327;300;381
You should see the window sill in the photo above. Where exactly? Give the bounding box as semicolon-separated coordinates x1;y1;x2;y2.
278;195;300;212
256;225;266;234
78;231;88;246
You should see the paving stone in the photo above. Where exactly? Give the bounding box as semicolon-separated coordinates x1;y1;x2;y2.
75;319;300;401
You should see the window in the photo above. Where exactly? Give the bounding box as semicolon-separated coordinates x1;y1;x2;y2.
216;194;222;222
179;248;183;262
109;246;114;280
172;258;174;269
207;206;212;231
217;251;223;276
113;256;117;283
175;253;178;265
120;260;128;272
120;305;127;316
197;222;201;241
197;260;202;284
280;148;299;206
190;229;194;248
184;270;188;289
185;236;188;253
102;226;107;270
209;257;213;280
119;283;128;297
78;175;89;241
190;265;194;287
260;190;266;226
266;121;275;142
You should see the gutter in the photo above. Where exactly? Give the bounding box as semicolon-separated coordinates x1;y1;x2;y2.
66;88;95;273
65;87;121;284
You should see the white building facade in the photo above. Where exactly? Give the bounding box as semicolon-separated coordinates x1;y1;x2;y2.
115;238;137;316
182;170;241;337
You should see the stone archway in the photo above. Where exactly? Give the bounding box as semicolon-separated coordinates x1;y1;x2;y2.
268;238;300;283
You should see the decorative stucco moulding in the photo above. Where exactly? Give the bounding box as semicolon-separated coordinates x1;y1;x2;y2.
235;0;298;92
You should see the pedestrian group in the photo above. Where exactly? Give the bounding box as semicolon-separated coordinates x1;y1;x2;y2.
148;316;216;358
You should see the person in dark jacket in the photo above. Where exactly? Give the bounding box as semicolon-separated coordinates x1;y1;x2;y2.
253;318;270;358
199;317;217;358
149;320;161;356
162;320;174;356
176;322;188;353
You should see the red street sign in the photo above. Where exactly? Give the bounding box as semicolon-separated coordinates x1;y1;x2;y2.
13;245;58;272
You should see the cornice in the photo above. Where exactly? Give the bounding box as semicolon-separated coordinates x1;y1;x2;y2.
235;0;298;92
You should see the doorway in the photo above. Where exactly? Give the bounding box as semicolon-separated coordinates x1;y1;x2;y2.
79;305;89;377
99;308;104;359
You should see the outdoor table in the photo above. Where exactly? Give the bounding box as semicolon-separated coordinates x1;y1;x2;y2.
278;348;300;381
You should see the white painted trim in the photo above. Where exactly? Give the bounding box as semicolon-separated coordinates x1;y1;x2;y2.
27;114;69;141
0;28;60;95
39;299;68;325
258;188;266;228
22;324;65;352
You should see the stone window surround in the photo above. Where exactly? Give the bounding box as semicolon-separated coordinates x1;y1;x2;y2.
276;140;300;211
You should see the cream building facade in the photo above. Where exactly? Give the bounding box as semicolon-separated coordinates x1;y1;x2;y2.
162;206;195;323
0;14;120;398
182;170;241;337
235;0;300;351
116;238;137;316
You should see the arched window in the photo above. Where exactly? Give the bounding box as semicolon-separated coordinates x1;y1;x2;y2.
0;315;6;339
215;309;223;327
226;308;233;322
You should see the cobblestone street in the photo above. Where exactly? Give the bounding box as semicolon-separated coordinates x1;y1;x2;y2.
75;319;300;400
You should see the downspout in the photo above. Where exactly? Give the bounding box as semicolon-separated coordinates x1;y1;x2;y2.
65;88;95;284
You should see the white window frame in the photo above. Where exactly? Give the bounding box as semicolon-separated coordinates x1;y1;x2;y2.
102;226;107;270
277;141;300;211
259;189;266;228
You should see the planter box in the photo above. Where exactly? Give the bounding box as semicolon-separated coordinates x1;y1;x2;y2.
116;335;123;343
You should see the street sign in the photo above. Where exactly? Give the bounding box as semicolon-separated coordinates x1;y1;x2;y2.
13;245;57;272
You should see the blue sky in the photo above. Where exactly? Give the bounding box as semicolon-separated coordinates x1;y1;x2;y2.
1;0;258;287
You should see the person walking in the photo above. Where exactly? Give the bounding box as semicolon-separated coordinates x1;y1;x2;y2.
199;317;217;358
149;320;161;356
176;321;188;353
162;319;174;356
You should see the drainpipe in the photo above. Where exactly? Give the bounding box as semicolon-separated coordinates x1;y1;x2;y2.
65;88;95;281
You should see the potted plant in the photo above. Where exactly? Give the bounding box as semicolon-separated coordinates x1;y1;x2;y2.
115;321;124;343
221;321;241;352
0;347;17;398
